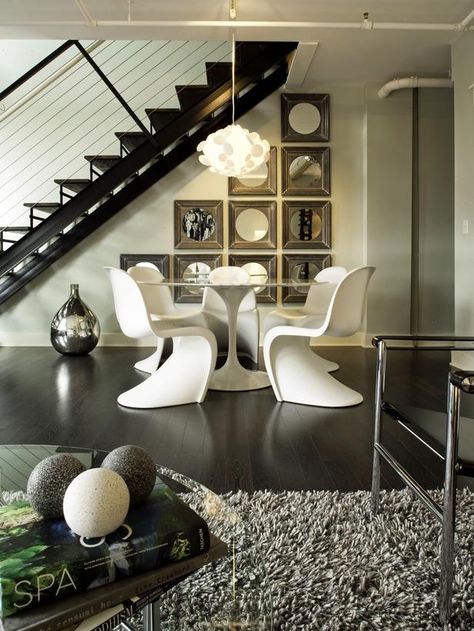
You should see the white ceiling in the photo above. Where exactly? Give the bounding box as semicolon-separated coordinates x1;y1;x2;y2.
1;0;473;83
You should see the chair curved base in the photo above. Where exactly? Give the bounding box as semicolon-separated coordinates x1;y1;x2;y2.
315;354;339;373
265;335;362;407
119;336;215;408
133;340;165;374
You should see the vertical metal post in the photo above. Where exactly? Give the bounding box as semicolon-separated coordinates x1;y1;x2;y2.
371;340;387;513
142;599;162;631
439;377;460;624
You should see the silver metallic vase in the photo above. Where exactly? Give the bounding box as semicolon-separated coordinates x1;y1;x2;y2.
51;284;100;355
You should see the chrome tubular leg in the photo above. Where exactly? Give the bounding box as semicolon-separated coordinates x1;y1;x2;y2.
371;341;387;513
439;379;460;624
143;599;162;631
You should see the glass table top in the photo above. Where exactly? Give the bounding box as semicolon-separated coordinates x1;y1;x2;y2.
0;445;273;630
139;278;325;288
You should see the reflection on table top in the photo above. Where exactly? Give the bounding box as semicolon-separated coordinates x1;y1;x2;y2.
138;278;327;288
0;444;199;496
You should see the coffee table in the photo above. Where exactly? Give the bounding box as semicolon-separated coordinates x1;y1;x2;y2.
0;445;273;630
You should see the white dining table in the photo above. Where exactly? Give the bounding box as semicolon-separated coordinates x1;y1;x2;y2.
139;278;323;392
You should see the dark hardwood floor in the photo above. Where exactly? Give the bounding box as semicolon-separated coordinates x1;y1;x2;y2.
1;345;472;494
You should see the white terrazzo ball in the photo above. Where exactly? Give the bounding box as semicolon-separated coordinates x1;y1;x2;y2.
63;468;130;538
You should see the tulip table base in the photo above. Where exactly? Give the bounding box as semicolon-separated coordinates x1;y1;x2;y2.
206;284;271;392
210;358;271;391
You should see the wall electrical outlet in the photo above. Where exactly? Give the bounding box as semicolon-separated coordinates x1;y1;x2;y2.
462;219;469;234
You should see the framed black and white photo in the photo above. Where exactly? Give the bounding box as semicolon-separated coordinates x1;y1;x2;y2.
229;254;277;303
229;200;277;249
282;254;331;303
228;146;277;195
119;253;170;278
282;201;331;249
281;93;330;142
281;147;330;196
173;254;223;303
174;200;223;249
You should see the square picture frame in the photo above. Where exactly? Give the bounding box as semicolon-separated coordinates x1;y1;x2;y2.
281;147;330;196
281;93;330;142
229;200;277;249
282;201;331;249
173;254;223;303
229;254;277;303
119;253;170;278
282;253;332;303
228;146;277;195
174;200;223;249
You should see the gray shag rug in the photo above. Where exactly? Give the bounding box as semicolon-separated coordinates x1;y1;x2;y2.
154;488;474;631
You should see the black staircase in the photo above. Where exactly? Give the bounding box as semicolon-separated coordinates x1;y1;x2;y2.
0;40;296;305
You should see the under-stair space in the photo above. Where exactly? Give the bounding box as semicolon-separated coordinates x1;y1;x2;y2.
0;39;296;304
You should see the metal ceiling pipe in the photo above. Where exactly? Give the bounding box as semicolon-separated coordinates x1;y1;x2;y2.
378;77;453;99
1;19;472;30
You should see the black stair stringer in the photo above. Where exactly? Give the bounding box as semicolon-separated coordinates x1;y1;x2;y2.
0;42;296;305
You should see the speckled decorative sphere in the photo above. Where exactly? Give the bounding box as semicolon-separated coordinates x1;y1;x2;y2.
101;445;156;505
63;468;130;538
27;454;85;518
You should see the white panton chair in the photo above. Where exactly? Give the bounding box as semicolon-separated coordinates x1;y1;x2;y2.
105;267;217;408
263;266;375;407
127;264;206;374
263;265;347;372
202;266;259;365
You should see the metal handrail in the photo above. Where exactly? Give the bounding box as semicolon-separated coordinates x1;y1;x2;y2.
0;41;104;123
0;41;75;102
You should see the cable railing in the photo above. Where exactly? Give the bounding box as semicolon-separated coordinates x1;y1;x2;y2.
0;39;231;250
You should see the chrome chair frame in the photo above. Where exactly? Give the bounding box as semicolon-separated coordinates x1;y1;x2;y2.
370;334;474;624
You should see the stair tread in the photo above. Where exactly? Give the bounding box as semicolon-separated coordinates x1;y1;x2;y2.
145;108;180;115
114;132;147;138
0;226;30;232
54;179;90;184
84;155;121;162
205;61;232;84
146;108;182;132
175;84;211;91
24;202;60;208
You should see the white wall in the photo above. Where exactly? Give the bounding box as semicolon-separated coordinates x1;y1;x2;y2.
416;88;454;335
0;85;371;345
452;32;474;368
365;84;413;335
0;40;61;90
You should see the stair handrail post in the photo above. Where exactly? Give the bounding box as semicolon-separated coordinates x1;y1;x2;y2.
73;41;160;148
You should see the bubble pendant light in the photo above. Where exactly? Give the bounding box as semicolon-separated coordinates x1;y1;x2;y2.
197;31;270;177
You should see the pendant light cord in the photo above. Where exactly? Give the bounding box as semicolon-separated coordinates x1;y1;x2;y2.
231;30;236;124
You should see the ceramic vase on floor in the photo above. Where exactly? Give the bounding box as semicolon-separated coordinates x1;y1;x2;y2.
51;284;100;355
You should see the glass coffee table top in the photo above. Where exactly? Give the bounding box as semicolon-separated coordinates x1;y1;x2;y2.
0;445;273;630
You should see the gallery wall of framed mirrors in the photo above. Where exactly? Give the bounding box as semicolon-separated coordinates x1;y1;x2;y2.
121;92;335;304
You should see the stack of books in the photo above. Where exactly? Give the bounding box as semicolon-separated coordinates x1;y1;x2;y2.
0;477;227;631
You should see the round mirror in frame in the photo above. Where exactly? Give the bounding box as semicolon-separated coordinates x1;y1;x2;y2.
235;208;269;243
288;102;321;135
229;201;276;249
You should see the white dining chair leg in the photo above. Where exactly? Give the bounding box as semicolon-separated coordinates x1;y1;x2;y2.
133;339;164;374
264;335;362;407
118;334;217;409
